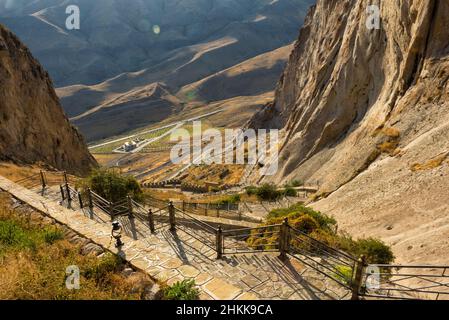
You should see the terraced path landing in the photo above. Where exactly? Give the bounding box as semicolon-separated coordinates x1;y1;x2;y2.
0;176;350;300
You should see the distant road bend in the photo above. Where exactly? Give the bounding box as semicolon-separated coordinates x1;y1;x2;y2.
88;110;222;151
100;109;224;169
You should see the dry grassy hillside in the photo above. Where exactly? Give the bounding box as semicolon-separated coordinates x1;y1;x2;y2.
179;44;294;103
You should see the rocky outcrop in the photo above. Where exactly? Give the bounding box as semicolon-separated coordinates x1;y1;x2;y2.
251;0;448;189
0;24;97;175
249;0;449;263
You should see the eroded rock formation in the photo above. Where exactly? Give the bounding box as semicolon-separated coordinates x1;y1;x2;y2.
250;0;449;263
0;24;97;175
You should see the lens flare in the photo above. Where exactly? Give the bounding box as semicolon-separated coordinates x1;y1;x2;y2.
152;25;161;35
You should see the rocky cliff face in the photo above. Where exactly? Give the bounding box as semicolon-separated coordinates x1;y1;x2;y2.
0;24;97;175
250;0;449;263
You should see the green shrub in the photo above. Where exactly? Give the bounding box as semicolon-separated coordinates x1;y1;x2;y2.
214;194;241;205
291;215;320;234
229;194;241;204
255;184;283;201
81;169;143;203
267;204;336;232
335;265;353;285
283;186;297;197
84;253;123;284
341;237;395;265
246;184;287;201
291;180;303;187
245;186;258;196
0;220;35;250
250;203;394;265
42;227;64;244
163;279;199;300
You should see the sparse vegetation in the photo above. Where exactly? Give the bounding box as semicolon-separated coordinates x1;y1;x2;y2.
80;168;143;203
375;127;401;156
213;194;241;205
377;141;399;154
245;184;300;201
180;163;244;187
245;184;283;201
411;153;449;172
83;253;124;284
245;185;258;196
43;227;64;244
283;186;298;197
290;180;303;187
248;204;394;265
162;279;199;300
335;265;354;285
0;196;148;299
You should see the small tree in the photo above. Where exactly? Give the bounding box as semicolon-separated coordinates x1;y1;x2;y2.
283;186;297;197
256;184;282;201
81;169;143;203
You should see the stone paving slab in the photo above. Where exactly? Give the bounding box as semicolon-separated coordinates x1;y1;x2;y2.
0;176;351;300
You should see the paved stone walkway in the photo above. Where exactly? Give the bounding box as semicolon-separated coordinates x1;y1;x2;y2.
0;176;350;300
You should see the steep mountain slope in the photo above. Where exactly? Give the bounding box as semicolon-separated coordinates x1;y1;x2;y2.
0;24;96;175
249;0;449;263
179;44;294;103
1;0;312;87
72;83;182;142
1;0;314;141
58;42;293;141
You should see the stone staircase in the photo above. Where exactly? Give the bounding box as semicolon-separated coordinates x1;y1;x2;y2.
0;176;351;300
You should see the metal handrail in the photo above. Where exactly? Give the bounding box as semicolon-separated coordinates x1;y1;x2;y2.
90;190;110;205
288;247;353;289
14;173;41;184
222;224;282;235
370;265;449;269
361;264;449;300
174;207;218;233
289;226;357;262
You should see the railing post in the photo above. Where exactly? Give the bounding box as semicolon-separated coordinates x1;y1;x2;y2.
182;200;185;211
351;255;367;300
279;218;290;261
63;171;68;185
148;209;155;234
169;201;176;231
109;201;115;222
127;195;133;218
87;188;93;212
60;185;65;201
39;170;46;194
65;182;72;208
78;192;84;209
216;225;223;259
